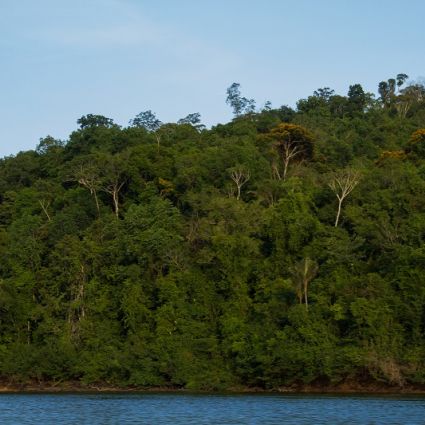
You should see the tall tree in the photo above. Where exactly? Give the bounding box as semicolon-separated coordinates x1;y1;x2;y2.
130;110;163;150
347;84;367;114
226;83;256;117
228;166;250;200
77;114;115;129
261;124;315;180
98;153;129;218
313;87;335;101
72;161;102;216
130;110;163;132
396;73;409;90
177;113;205;131
329;169;361;227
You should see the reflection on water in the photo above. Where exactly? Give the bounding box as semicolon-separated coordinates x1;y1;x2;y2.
0;393;424;424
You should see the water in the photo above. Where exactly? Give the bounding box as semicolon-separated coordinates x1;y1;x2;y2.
0;393;424;424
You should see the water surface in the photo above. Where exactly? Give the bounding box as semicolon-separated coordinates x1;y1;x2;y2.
0;393;424;424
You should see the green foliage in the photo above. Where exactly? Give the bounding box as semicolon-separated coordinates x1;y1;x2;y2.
1;78;425;390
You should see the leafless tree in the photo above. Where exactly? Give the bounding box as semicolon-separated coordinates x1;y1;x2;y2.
99;155;128;219
279;141;304;181
38;199;52;222
74;164;101;216
229;167;250;200
102;179;126;218
33;180;57;222
328;169;361;227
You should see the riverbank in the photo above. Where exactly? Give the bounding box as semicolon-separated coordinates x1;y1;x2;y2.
0;380;424;394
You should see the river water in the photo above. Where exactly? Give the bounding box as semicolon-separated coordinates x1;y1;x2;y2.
0;393;424;424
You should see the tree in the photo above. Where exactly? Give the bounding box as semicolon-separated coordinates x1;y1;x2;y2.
396;83;425;118
36;136;64;155
405;128;425;158
262;124;315;180
313;87;335;101
378;74;409;107
290;257;318;310
226;83;256;117
33;180;59;222
3;72;425;389
262;101;272;112
100;154;128;218
396;73;409;90
130;110;163;150
72;161;102;216
296;87;336;114
130;110;162;132
329;169;361;227
347;84;367;114
388;78;396;97
229;166;250;200
401;83;425;103
177;113;205;131
77;114;115;129
378;81;391;107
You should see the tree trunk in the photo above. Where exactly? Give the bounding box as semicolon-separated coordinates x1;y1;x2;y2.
335;198;343;227
39;200;51;221
113;189;119;218
304;279;308;310
93;190;100;216
283;157;289;181
236;185;241;200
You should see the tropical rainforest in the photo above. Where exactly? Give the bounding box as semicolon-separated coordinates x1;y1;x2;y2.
1;74;425;390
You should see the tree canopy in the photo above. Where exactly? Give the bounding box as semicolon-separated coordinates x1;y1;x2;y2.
1;75;425;390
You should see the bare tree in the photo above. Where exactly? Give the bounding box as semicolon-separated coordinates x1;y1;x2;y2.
100;156;128;219
74;164;101;216
229;167;250;200
38;199;51;222
34;180;57;222
279;141;304;181
329;169;361;227
290;257;319;310
102;179;126;218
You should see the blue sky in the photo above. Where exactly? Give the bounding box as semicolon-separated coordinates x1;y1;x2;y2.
1;0;424;157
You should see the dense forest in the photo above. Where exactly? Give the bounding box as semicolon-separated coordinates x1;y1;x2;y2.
1;74;425;390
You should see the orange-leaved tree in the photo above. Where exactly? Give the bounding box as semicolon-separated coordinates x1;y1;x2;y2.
405;128;425;158
261;123;315;180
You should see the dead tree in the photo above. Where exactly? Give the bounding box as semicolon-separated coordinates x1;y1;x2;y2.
74;164;101;216
230;167;250;200
38;199;52;222
280;141;304;180
99;155;128;219
329;169;361;227
102;179;126;218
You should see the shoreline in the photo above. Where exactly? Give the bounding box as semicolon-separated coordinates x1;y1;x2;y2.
1;381;425;395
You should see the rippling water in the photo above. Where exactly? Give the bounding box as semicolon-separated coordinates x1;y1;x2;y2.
0;393;424;424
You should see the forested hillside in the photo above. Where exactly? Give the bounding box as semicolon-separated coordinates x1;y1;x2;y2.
1;75;425;390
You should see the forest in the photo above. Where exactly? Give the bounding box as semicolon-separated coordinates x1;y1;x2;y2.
0;74;425;390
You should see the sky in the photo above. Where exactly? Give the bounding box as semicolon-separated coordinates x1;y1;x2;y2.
1;0;425;157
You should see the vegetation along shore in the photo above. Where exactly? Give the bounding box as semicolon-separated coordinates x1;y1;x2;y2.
1;75;425;392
